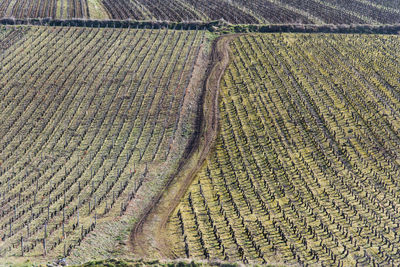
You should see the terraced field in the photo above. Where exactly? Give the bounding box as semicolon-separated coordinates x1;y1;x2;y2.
167;33;400;266
0;25;210;260
2;0;400;24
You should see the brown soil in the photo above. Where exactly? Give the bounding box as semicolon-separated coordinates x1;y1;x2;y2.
130;34;238;259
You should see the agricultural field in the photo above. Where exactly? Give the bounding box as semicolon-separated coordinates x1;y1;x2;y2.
1;0;400;24
167;33;400;266
102;0;400;24
0;0;93;19
0;25;211;262
1;0;400;265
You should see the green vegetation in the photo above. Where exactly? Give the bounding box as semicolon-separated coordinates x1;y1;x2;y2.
2;1;400;265
74;258;243;267
168;33;400;266
0;25;210;262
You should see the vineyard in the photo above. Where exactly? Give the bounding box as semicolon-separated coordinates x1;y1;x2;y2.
1;0;400;24
167;33;400;266
0;0;92;19
87;0;400;24
0;25;210;261
1;1;400;265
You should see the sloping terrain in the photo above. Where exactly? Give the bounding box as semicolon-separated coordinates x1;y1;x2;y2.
0;0;93;19
2;0;400;24
0;25;211;262
167;33;400;266
1;1;400;265
131;34;233;260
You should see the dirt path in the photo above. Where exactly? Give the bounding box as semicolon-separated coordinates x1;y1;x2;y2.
130;34;237;259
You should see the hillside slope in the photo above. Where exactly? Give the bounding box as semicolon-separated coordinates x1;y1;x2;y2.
0;25;211;263
131;33;232;260
167;33;400;266
1;0;400;24
102;0;400;24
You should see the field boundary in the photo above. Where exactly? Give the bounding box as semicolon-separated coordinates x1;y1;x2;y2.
0;18;220;30
1;18;400;34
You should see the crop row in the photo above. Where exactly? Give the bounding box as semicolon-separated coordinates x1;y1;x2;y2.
1;0;400;24
167;33;400;266
100;0;400;24
0;0;89;19
0;25;207;258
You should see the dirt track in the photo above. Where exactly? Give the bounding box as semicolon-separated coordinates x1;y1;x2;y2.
130;34;237;258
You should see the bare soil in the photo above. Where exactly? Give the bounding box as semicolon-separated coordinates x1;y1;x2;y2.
130;34;238;259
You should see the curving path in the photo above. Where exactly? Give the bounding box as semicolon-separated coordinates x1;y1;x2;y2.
130;34;238;259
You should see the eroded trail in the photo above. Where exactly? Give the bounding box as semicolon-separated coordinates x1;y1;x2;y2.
130;34;237;259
